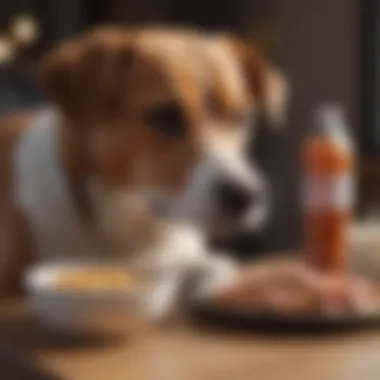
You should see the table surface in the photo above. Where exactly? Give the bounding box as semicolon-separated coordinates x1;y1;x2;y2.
1;300;380;380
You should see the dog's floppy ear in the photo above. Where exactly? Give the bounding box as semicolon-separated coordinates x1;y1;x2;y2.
226;36;288;129
40;29;136;124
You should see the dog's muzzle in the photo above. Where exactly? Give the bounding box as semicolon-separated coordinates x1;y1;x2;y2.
213;174;269;231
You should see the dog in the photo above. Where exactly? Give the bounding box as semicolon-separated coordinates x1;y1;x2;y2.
0;27;287;316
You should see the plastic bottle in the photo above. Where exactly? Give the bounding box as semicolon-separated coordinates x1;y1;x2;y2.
302;104;355;272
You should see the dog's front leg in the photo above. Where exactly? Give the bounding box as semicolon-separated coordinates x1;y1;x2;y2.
135;224;240;320
131;224;205;321
188;251;241;301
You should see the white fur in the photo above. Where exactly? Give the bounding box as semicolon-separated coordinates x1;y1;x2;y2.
13;109;108;260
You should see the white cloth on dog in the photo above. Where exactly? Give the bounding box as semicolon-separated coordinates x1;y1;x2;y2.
13;108;105;260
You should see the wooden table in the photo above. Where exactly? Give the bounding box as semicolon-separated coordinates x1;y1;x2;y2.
1;300;380;380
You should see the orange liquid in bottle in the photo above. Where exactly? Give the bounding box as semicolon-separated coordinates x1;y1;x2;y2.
303;107;355;272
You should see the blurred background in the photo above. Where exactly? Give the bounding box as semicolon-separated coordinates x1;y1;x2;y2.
0;0;372;257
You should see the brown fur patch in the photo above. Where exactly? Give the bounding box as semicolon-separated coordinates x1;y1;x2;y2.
41;28;286;196
41;28;208;193
222;35;288;126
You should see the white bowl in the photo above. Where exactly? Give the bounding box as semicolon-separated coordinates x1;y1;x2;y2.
25;261;178;335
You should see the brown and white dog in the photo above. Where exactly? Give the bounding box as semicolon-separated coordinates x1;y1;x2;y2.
0;27;287;314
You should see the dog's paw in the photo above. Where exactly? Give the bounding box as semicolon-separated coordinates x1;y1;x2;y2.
145;271;184;322
190;252;240;300
140;224;207;273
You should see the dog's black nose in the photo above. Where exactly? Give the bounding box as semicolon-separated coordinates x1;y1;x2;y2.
216;181;254;216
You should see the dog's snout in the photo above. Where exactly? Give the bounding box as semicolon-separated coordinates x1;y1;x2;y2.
216;181;255;216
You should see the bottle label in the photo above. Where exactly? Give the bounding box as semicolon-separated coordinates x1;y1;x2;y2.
303;173;355;211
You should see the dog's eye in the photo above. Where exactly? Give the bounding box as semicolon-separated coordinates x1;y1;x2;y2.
144;103;187;138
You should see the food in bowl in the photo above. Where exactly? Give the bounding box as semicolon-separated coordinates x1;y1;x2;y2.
53;269;136;291
214;262;380;316
25;263;168;334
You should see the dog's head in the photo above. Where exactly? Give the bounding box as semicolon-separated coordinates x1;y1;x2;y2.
41;27;287;238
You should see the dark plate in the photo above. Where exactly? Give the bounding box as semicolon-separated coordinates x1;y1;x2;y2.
190;300;380;334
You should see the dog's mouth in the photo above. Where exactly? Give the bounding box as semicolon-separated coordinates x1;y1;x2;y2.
142;162;270;240
205;206;267;240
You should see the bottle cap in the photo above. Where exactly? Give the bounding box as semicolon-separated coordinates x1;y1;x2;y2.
313;103;353;152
